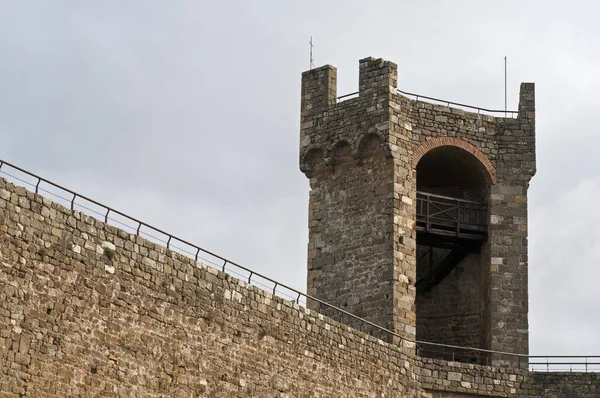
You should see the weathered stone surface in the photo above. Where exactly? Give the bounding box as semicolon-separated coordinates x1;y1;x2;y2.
0;56;596;397
0;169;598;397
0;175;424;397
300;57;535;364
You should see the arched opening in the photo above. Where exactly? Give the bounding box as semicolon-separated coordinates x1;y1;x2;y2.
417;146;491;201
415;145;492;364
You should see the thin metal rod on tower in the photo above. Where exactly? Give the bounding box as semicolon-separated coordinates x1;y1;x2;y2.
309;37;314;69
504;56;507;117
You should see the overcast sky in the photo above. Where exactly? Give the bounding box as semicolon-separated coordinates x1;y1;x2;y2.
2;0;600;358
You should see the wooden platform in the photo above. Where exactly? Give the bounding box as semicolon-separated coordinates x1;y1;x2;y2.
415;191;487;242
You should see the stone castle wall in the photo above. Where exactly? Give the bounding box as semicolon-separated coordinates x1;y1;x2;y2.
1;175;600;396
300;57;535;361
399;87;535;361
300;61;417;342
304;135;395;336
0;54;595;398
0;176;420;397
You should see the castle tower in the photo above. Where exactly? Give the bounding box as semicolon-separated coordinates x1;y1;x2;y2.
300;57;535;365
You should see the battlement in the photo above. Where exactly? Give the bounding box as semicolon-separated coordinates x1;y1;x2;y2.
300;57;535;182
300;56;536;366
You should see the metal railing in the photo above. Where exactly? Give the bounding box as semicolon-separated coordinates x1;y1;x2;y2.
0;157;407;340
334;87;519;117
397;88;518;117
336;91;359;103
529;356;600;372
416;191;487;239
0;157;597;372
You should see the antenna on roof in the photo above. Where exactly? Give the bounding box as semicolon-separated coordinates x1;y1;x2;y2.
504;56;507;117
309;37;315;69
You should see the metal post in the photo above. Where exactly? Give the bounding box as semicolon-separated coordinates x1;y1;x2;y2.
504;56;507;118
456;201;461;235
309;37;314;69
426;194;431;231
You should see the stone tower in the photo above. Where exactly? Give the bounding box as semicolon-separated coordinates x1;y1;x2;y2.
299;57;535;365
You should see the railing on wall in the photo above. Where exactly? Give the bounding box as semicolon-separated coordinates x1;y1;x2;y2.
335;91;359;102
415;191;487;240
529;356;600;372
396;88;519;118
335;88;519;118
416;341;600;372
0;157;596;372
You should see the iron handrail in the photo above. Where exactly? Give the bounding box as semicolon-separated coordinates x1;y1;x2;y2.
416;191;485;206
334;88;518;116
529;355;600;358
1;157;599;371
335;91;359;102
530;362;600;364
397;88;518;116
0;157;407;345
416;192;487;235
529;357;600;372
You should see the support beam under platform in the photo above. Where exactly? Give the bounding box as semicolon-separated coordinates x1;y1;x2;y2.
415;245;477;293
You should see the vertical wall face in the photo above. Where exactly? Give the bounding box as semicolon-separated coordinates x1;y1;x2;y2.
405;86;535;364
300;58;416;340
487;83;536;364
300;58;535;360
305;140;395;334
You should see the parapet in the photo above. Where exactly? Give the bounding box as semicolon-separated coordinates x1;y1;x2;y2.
299;56;536;185
299;57;537;364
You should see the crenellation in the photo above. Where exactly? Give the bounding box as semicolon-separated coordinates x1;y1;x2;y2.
300;56;537;368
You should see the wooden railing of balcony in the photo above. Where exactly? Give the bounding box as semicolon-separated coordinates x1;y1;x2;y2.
416;191;487;240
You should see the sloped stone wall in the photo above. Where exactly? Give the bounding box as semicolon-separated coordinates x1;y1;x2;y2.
1;176;599;397
0;176;421;397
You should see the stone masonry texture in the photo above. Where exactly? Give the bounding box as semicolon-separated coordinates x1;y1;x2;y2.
2;172;600;397
300;57;535;366
1;56;599;396
2;165;600;397
0;176;423;397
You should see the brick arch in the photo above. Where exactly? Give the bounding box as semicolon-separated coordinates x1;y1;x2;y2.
412;137;497;184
